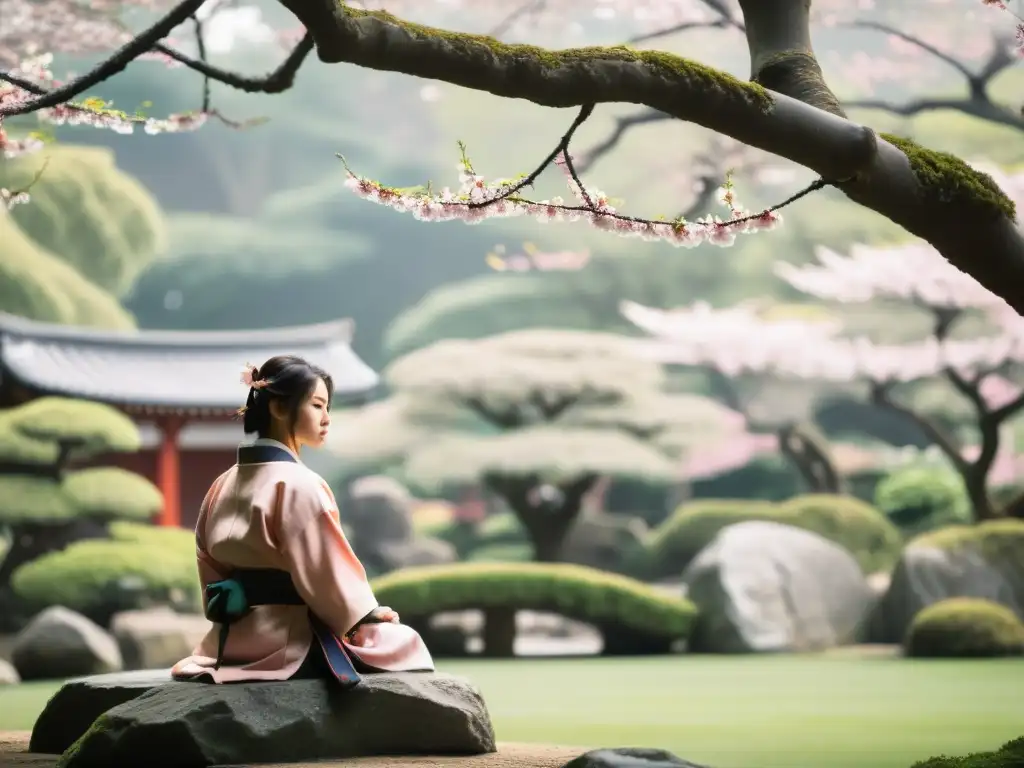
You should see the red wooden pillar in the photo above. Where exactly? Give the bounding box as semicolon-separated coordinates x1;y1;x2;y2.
156;416;185;527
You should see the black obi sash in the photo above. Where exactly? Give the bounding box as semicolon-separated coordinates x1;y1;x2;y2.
202;441;362;687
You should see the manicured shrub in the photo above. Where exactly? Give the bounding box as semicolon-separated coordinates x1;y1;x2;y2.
904;597;1024;658
371;561;697;656
874;465;970;536
11;521;198;626
641;494;901;579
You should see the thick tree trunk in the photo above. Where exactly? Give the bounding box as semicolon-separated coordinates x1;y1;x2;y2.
964;472;998;522
484;472;598;563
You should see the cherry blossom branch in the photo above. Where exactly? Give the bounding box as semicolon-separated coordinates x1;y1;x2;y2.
0;155;49;209
843;21;1023;132
870;384;968;471
0;0;206;118
341;102;818;246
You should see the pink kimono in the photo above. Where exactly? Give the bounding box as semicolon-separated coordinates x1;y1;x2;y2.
172;439;434;684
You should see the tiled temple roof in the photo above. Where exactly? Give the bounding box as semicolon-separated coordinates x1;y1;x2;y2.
0;313;379;415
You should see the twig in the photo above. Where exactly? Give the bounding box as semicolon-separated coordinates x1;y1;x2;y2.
0;0;207;117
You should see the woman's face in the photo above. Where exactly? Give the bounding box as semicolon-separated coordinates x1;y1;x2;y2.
293;378;332;449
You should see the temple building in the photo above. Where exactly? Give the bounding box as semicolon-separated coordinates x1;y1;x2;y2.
0;312;379;530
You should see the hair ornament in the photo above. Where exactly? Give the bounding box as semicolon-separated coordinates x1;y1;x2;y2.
239;362;270;390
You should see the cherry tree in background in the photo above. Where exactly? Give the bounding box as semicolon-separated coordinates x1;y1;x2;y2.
620;298;852;494
327;328;759;561
772;239;1024;522
2;0;1024;312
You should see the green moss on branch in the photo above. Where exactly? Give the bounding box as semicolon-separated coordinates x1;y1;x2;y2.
882;133;1017;221
340;6;773;112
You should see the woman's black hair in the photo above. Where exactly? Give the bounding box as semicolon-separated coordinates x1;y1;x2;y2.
241;355;334;438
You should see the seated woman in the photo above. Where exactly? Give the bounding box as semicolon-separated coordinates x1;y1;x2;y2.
172;355;434;685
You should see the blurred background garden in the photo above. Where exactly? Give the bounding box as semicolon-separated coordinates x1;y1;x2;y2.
1;1;1024;767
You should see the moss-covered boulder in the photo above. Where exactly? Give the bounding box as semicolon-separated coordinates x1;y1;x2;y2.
370;562;697;657
911;737;1024;768
639;494;901;580
870;519;1024;643
903;597;1024;658
10;522;198;627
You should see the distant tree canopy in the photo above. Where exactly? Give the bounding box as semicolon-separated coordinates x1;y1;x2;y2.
331;328;757;561
0;145;166;295
0;397;162;615
0;144;166;328
0;212;135;328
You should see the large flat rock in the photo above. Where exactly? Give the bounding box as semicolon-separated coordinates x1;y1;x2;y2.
31;670;495;767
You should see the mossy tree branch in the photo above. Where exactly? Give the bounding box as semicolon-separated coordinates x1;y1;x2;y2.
5;0;1024;312
274;0;1024;314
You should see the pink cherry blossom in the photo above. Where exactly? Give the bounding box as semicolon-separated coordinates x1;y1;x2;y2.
342;148;783;248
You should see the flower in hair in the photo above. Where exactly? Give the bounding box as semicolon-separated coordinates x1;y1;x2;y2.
239;363;270;390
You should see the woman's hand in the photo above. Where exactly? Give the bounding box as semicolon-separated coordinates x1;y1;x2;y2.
370;605;400;624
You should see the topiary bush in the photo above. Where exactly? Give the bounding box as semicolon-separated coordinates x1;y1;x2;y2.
904;597;1024;658
371;561;697;657
639;494;901;580
911;737;1024;768
874;465;971;536
10;521;199;626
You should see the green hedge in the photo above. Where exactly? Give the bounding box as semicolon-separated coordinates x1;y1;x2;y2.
874;465;970;536
10;521;199;625
912;737;1024;768
641;494;902;579
371;562;697;641
904;597;1024;658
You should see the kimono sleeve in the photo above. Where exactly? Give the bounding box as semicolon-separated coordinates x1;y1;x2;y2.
278;477;379;637
194;473;229;614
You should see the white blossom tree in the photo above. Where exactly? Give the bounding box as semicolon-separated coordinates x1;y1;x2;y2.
773;242;1024;521
621;298;851;493
329;328;756;560
2;1;1024;313
626;176;1024;522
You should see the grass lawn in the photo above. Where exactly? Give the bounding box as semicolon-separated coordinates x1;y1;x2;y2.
0;655;1021;768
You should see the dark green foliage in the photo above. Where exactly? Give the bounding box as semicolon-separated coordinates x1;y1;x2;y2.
10;521;199;626
429;512;527;557
911;737;1024;768
691;454;802;503
874;465;971;536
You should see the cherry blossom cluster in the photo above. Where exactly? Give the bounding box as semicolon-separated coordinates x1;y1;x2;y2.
342;147;783;248
484;242;592;272
982;0;1024;54
621;299;844;377
0;52;209;161
621;292;1024;384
